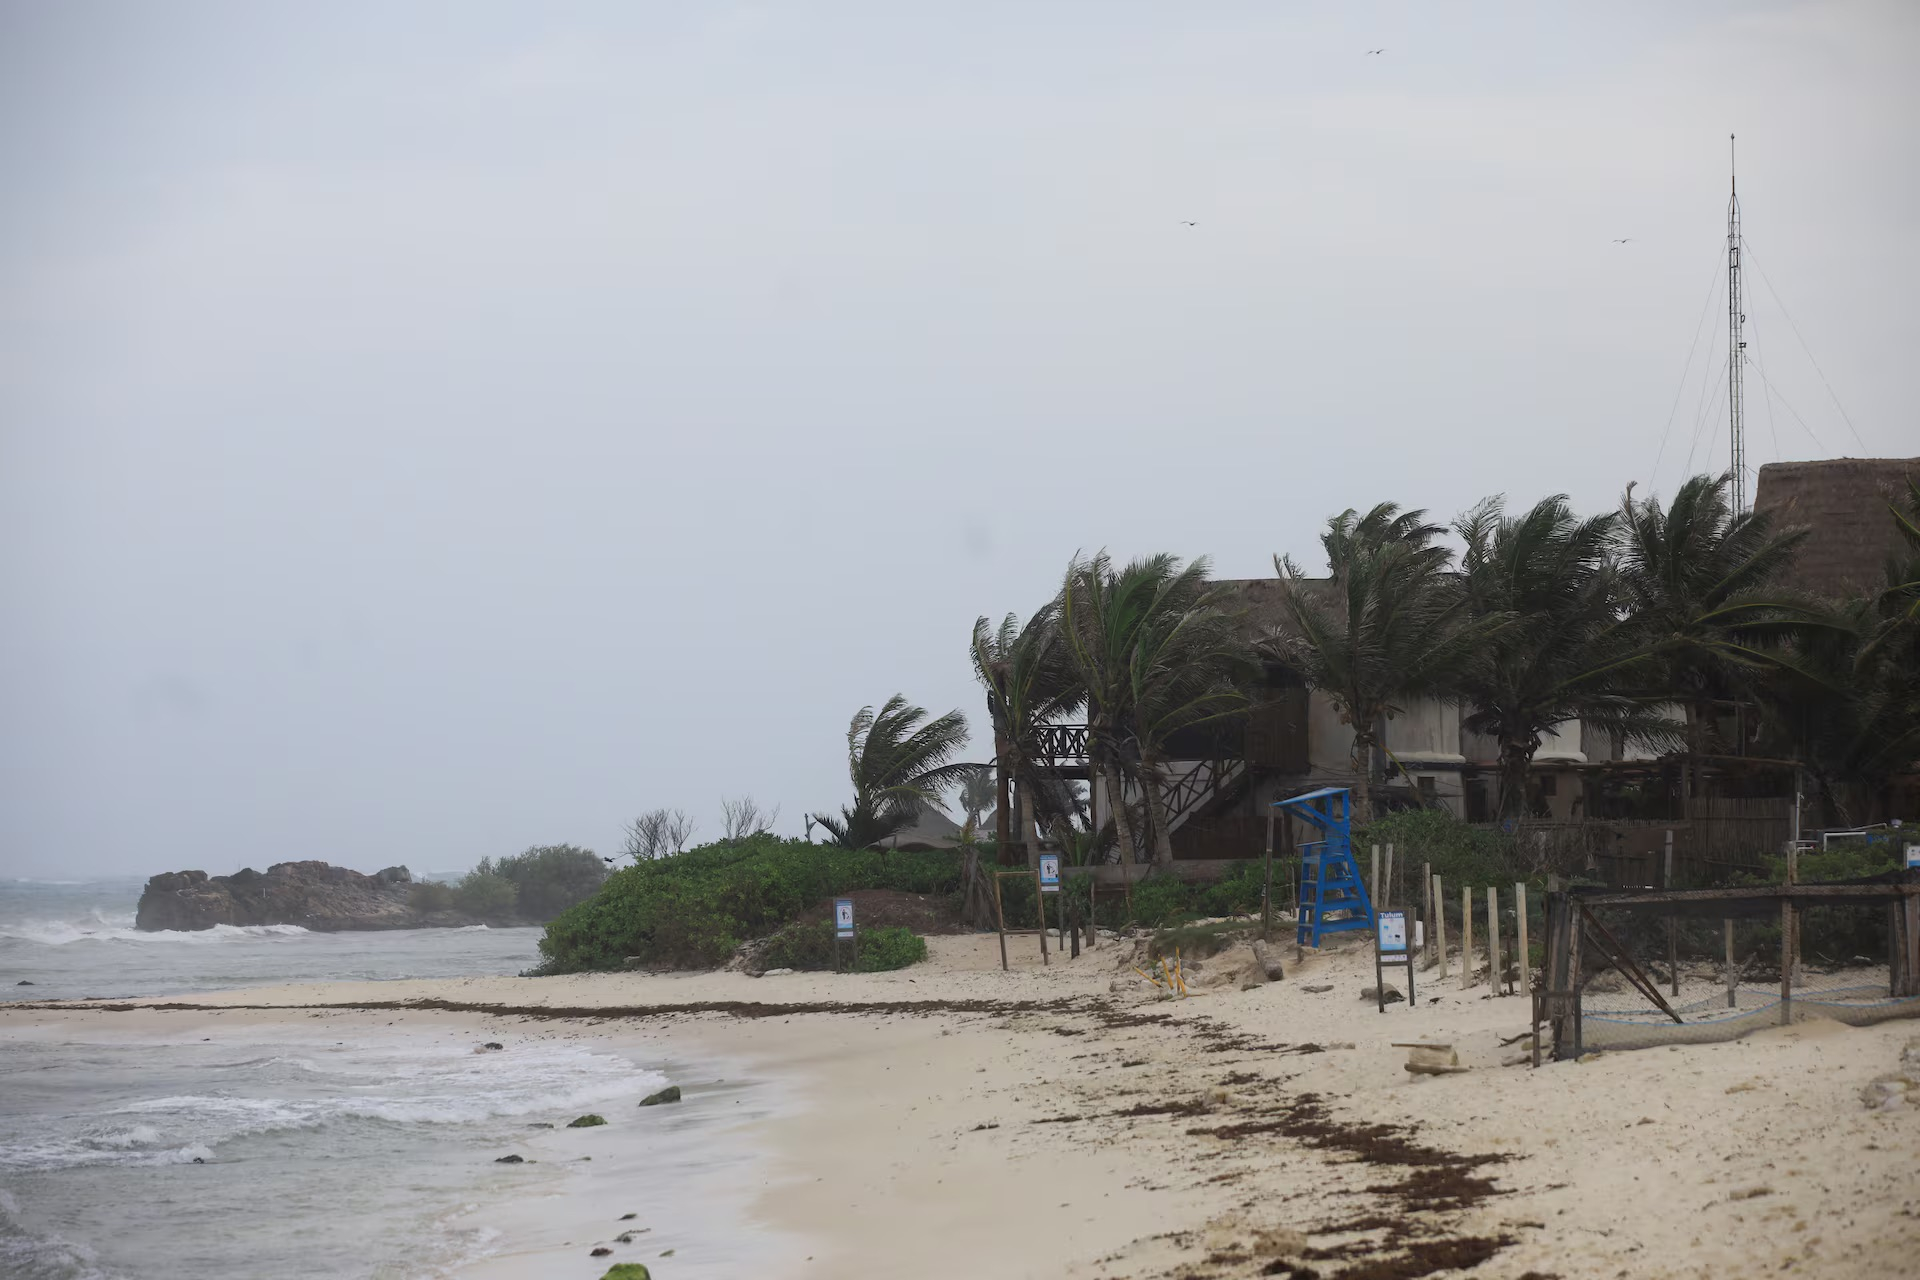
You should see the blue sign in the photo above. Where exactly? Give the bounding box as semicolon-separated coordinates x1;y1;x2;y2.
1376;910;1409;956
834;898;854;939
1038;854;1060;892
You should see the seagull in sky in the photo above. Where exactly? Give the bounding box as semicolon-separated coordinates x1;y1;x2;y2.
1179;220;1198;226
1613;237;1633;244
1366;48;1385;55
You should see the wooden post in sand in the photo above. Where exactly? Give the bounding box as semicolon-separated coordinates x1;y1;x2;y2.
1383;842;1395;911
1665;831;1679;997
1421;862;1433;964
1371;844;1381;909
1486;886;1501;995
1459;886;1474;990
1431;872;1446;978
1034;869;1049;966
1725;918;1738;1008
992;874;1009;971
1515;882;1531;999
1262;809;1276;944
1779;897;1794;1027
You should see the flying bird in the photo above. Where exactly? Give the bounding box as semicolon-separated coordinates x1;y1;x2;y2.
1613;238;1633;244
1366;48;1385;55
1179;220;1198;226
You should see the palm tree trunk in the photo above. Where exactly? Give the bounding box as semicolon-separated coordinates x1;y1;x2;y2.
1142;760;1176;866
1103;761;1142;866
1498;738;1532;820
1350;729;1377;823
1018;774;1039;866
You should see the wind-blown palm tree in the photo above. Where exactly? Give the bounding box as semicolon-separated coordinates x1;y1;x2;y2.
1060;551;1247;865
971;603;1083;860
1453;495;1679;818
957;766;998;830
1611;473;1815;754
813;696;973;849
1271;503;1488;820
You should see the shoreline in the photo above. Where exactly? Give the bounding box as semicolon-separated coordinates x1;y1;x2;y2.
7;933;1919;1278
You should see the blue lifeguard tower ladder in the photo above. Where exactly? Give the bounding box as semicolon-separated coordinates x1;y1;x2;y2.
1273;787;1374;948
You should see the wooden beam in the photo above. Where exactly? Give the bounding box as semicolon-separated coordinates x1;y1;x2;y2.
1580;905;1684;1025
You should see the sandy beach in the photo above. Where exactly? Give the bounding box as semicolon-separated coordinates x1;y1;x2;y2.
6;930;1918;1280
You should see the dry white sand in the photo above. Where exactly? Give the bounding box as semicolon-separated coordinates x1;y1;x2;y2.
7;929;1918;1279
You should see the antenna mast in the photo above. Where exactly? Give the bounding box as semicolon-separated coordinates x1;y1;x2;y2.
1727;134;1748;513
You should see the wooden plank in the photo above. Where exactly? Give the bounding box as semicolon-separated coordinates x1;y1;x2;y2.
993;873;1008;971
1422;862;1433;966
1432;874;1448;981
1904;897;1920;999
1575;883;1920;908
1725;919;1737;1009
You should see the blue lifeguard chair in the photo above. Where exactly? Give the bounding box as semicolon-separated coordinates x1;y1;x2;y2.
1273;787;1374;948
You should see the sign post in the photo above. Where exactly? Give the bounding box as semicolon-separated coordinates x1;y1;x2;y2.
834;897;855;973
1039;854;1062;948
1375;909;1414;1013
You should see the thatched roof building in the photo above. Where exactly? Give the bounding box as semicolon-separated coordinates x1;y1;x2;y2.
1752;457;1919;599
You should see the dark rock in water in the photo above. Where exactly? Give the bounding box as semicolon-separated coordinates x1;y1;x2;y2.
567;1114;607;1128
527;1122;554;1129
495;1154;526;1164
15;980;33;986
192;1157;206;1164
591;1247;612;1256
638;1086;681;1107
482;1042;504;1050
133;861;455;932
619;1213;638;1221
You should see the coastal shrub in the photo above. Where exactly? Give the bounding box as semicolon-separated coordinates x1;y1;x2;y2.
533;836;962;973
409;880;456;913
454;868;519;921
485;844;608;921
1353;809;1522;888
1737;839;1906;965
757;921;927;972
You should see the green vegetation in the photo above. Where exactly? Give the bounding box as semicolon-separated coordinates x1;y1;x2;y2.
408;879;456;913
534;835;961;973
484;844;608;920
453;868;519;921
1353;809;1524;888
757;922;928;972
599;1265;651;1280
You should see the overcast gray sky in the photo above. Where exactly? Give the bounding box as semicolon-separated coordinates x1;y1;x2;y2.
2;1;1914;878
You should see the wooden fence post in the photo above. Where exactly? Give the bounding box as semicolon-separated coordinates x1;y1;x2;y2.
1460;886;1473;991
1486;885;1501;995
1725;918;1737;1008
1779;897;1794;1026
1432;874;1448;980
1371;844;1380;909
1422;862;1433;966
1515;882;1531;999
1665;830;1679;997
1383;842;1394;911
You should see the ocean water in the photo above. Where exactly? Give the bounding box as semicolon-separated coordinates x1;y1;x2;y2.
0;878;544;1003
0;879;790;1278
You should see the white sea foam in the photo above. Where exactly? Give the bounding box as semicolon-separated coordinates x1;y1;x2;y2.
0;917;310;946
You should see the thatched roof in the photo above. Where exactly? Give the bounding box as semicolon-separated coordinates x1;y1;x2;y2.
1214;577;1329;646
1752;457;1919;599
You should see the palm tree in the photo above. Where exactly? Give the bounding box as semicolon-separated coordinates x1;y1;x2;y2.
971;603;1083;861
1060;551;1247;866
1611;473;1815;756
1270;503;1487;820
1452;495;1679;819
956;766;998;830
813;696;973;849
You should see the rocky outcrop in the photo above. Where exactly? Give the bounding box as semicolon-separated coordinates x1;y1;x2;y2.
134;861;457;932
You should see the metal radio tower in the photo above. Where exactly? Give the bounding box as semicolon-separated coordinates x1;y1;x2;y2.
1727;134;1748;514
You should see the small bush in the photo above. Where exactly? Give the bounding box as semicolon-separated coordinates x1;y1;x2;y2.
454;869;519;921
758;922;927;972
487;845;608;921
1354;809;1522;886
409;880;456;913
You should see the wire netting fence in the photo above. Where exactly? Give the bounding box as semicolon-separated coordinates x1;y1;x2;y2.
1545;881;1920;1057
